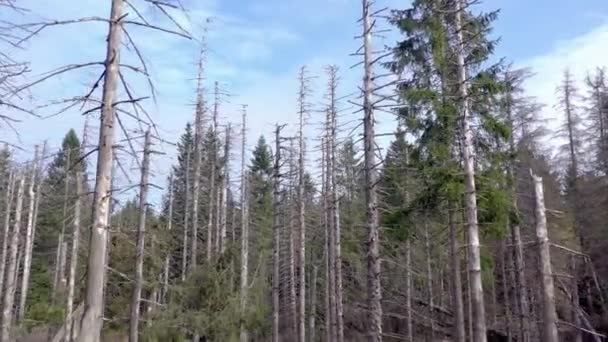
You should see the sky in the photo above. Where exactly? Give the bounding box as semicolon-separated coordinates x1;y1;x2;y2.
2;0;608;204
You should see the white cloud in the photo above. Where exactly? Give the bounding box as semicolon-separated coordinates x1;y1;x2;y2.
519;22;608;157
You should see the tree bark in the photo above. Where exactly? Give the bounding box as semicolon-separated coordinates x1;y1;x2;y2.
310;265;317;342
129;130;151;342
406;239;413;342
0;173;25;342
288;140;298;338
239;108;250;342
272;125;282;342
449;209;465;342
0;170;15;301
219;124;230;254
192;50;205;270
17;146;39;321
453;0;486;340
297;67;307;342
182;147;191;281
362;1;382;340
163;174;173;304
531;170;558;342
77;0;124;339
570;256;582;342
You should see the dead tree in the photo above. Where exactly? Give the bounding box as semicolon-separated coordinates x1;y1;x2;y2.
449;209;465;342
296;67;308;342
54;152;71;298
361;0;382;339
17;145;40;321
321;138;333;342
182;146;191;281
129;130;152;342
192;49;205;270
570;256;582;342
77;1;125;338
65;120;88;342
272;124;285;342
453;0;486;340
163;173;173;303
219;124;231;254
0;172;25;342
310;264;318;342
0;169;15;300
326;65;344;342
239;107;250;342
531;170;558;342
288;139;298;338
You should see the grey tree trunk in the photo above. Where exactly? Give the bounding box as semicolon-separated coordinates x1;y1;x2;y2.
362;0;382;340
18;146;40;321
207;82;218;261
54;152;71;298
65;144;85;342
192;52;205;270
406;239;413;342
219;125;230;254
288;141;298;338
129;130;151;342
531;170;558;342
77;0;124;339
322;139;332;342
309;265;317;342
453;0;486;340
182;147;191;281
449;209;465;342
272;125;282;342
425;220;436;341
570;256;582;342
239;109;250;342
0;173;25;342
0;170;15;300
163;174;173;304
297;67;307;342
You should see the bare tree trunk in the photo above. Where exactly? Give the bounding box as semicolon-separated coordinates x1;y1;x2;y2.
163;174;173;304
288;141;298;338
192;51;205;271
272;125;283;342
570;256;582;342
326;66;344;342
17;146;40;321
182;147;191;281
297;67;307;342
0;170;15;300
424;220;436;341
55;152;71;299
128;131;151;342
310;265;317;342
502;239;513;342
77;1;124;339
322;139;332;342
531;170;558;342
1;173;25;342
239;108;250;342
449;209;465;342
219;125;230;254
324;137;336;342
400;239;410;342
362;1;382;340
453;0;486;340
65;147;85;342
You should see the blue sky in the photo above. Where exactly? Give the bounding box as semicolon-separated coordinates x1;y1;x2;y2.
3;0;608;204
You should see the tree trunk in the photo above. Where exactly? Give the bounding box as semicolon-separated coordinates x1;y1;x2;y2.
163;174;173;304
322;139;332;342
453;0;486;340
570;256;582;342
449;209;465;342
531;170;558;342
425;220;436;341
310;265;317;342
272;125;282;342
406;239;413;342
129;130;151;342
182;147;191;281
0;170;15;300
239;108;250;342
0;173;25;342
219;125;230;254
362;1;382;340
17;146;40;321
289;141;298;338
297;67;307;342
192;51;205;270
55;152;71;299
65;148;84;342
77;0;124;339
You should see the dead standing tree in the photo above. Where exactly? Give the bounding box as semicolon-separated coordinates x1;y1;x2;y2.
128;130;152;342
272;124;286;342
239;106;250;342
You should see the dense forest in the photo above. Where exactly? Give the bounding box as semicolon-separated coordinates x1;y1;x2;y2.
0;0;606;341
